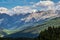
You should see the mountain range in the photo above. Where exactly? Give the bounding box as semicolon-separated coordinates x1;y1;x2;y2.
3;15;60;38
0;10;60;38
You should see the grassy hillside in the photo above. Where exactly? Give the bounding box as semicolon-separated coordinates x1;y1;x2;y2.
20;17;60;35
1;26;60;40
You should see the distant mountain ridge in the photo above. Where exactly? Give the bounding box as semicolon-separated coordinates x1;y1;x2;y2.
0;10;59;30
0;10;60;37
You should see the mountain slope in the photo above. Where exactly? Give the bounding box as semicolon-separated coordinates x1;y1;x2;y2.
0;10;59;30
18;17;60;35
0;10;60;38
4;17;60;38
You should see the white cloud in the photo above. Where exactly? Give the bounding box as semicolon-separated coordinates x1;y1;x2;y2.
34;1;55;11
0;6;36;16
40;1;54;6
34;1;54;6
0;7;16;16
0;7;9;13
12;6;33;15
0;1;60;16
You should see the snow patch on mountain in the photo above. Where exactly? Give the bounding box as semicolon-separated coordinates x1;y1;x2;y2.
21;10;58;22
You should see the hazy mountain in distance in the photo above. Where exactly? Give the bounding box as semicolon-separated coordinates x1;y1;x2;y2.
0;10;60;34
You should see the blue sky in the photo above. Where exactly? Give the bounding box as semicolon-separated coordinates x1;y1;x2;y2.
0;0;59;9
0;0;40;8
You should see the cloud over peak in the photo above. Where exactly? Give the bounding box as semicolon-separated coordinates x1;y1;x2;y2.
0;7;9;13
12;6;33;14
34;1;55;11
0;6;36;16
40;1;54;6
0;0;60;16
35;1;54;6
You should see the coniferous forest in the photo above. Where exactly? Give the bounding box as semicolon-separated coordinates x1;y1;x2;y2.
0;26;60;40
